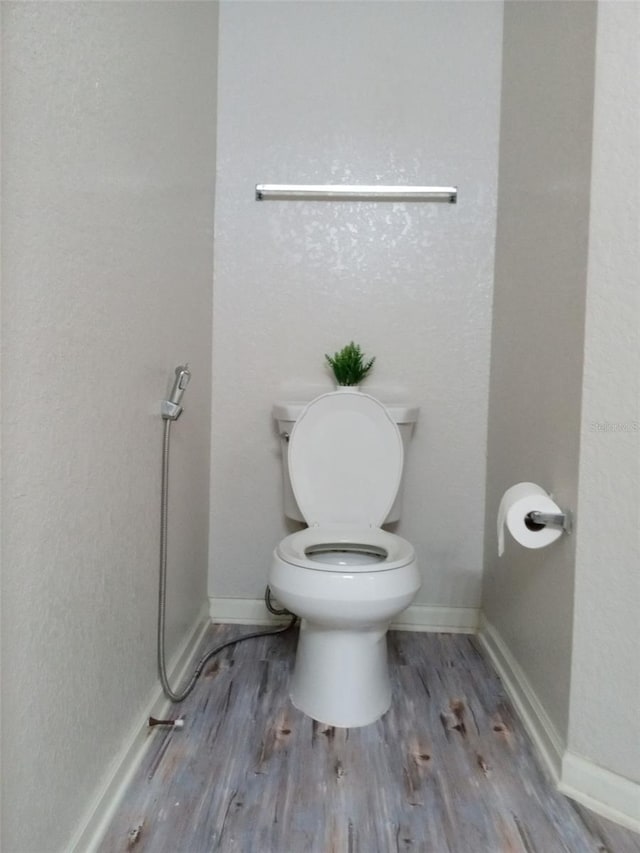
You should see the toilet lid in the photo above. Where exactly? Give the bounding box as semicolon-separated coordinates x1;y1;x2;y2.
288;392;403;527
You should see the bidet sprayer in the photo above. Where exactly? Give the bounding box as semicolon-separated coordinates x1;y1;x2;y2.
161;364;191;420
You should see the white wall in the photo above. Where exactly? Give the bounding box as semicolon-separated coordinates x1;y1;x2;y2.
483;0;597;742
569;0;640;786
211;1;503;610
0;3;217;850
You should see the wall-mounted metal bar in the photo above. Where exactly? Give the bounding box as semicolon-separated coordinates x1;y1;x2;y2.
526;510;573;534
255;184;457;203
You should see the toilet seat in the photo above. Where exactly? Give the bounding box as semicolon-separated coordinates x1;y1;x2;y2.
288;391;403;528
276;525;415;573
285;393;410;573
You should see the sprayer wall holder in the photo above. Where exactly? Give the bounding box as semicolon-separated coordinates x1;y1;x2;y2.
161;400;183;420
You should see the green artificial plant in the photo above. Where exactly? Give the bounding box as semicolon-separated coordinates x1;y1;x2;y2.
325;341;376;386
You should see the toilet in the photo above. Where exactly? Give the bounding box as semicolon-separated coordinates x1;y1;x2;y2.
269;390;421;728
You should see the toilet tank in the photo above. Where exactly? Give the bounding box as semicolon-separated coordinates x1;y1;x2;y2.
273;399;419;524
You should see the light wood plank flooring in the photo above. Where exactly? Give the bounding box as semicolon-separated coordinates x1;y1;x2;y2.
100;625;640;853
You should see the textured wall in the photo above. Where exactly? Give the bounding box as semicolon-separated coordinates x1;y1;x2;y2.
0;3;217;850
569;0;640;784
211;1;503;608
483;0;596;740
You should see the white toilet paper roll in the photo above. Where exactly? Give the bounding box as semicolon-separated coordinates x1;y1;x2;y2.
497;482;564;556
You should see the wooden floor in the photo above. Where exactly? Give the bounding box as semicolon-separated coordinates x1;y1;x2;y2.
100;624;640;853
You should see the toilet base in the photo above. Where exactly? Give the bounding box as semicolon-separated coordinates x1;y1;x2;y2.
290;619;391;727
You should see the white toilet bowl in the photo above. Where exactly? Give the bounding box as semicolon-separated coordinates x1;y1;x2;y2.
268;392;421;728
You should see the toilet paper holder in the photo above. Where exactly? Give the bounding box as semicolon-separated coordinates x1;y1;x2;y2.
525;510;573;534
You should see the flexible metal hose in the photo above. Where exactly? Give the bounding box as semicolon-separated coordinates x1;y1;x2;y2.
157;418;296;703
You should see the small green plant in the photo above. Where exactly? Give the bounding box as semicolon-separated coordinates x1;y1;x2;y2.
325;341;376;386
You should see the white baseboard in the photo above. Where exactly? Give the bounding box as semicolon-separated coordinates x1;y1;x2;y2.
560;752;640;833
209;596;291;625
392;603;480;633
477;614;564;781
209;596;479;634
68;604;211;853
478;615;640;832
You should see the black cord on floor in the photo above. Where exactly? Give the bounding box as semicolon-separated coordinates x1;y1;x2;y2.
166;587;297;702
264;584;294;617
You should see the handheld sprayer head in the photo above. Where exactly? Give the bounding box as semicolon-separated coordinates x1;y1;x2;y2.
161;364;191;420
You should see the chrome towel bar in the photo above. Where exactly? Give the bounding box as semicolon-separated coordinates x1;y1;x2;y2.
255;184;457;203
